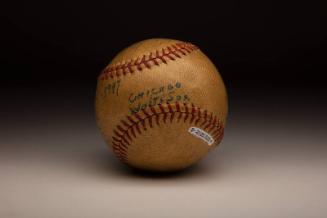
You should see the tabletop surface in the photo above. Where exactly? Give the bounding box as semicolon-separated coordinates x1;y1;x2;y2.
1;91;326;218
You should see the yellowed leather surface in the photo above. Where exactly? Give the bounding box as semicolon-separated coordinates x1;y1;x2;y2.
95;38;228;171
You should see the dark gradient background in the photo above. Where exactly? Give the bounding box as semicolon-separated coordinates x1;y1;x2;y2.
1;1;327;217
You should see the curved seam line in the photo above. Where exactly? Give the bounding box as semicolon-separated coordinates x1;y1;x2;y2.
99;42;199;80
111;103;224;161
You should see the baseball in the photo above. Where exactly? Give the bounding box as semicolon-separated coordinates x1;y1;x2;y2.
95;38;228;171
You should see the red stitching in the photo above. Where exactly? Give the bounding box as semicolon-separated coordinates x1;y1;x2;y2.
111;102;224;161
99;42;199;80
190;104;196;124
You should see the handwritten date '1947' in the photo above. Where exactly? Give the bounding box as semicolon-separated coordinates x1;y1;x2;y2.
103;80;121;97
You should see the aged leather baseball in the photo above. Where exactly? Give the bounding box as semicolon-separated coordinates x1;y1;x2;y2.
95;38;228;171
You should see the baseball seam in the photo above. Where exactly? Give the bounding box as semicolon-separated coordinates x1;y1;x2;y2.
100;42;198;80
111;102;224;161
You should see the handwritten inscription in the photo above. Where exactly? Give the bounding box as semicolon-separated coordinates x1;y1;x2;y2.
103;80;121;97
128;82;190;114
